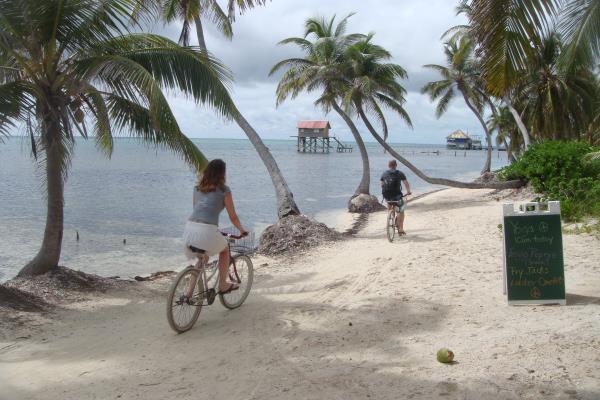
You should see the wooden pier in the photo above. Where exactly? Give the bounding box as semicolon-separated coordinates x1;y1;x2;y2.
332;136;353;152
292;135;353;153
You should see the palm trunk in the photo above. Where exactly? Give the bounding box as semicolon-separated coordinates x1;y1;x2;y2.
356;107;523;190
194;16;300;219
234;112;300;218
504;138;516;163
331;101;370;196
193;16;207;52
503;96;531;150
460;92;492;174
18;135;64;276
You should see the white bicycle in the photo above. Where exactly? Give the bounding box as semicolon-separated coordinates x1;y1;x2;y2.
166;232;254;333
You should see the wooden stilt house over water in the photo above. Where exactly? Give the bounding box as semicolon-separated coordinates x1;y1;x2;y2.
293;120;353;153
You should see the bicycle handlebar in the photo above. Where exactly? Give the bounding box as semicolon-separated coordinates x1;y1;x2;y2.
220;232;249;240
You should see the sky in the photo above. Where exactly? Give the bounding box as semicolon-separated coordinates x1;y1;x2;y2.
152;0;482;145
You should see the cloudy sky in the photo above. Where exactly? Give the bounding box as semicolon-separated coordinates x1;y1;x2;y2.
153;0;480;144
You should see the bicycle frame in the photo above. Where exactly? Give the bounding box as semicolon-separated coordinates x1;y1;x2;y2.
186;233;243;305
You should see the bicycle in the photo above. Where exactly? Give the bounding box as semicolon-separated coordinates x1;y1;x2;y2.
385;194;410;242
166;231;254;333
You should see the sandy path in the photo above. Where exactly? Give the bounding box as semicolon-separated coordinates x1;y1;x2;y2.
2;189;599;400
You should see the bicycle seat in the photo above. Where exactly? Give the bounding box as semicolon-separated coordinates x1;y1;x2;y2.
188;245;206;254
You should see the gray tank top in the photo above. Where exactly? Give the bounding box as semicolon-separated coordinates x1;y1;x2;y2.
189;185;231;225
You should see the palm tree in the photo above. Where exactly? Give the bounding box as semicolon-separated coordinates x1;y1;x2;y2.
466;0;600;146
520;32;598;142
141;0;300;219
341;35;412;144
467;0;563;149
487;106;519;162
272;15;523;192
422;38;494;174
334;34;522;190
0;0;236;276
271;15;374;198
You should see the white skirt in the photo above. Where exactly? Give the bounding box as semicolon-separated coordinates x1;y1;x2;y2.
182;221;227;259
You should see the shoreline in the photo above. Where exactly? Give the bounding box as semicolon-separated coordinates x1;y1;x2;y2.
0;189;448;283
2;136;507;281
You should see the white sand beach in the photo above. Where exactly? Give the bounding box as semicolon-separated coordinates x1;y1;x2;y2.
2;188;599;400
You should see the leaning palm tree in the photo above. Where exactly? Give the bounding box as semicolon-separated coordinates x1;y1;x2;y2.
140;0;300;219
271;15;374;199
336;33;522;190
422;38;494;174
1;0;236;276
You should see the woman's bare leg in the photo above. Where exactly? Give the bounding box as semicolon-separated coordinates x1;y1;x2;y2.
218;248;234;292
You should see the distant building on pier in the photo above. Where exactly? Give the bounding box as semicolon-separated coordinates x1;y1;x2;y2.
298;120;331;137
293;120;352;153
446;130;483;150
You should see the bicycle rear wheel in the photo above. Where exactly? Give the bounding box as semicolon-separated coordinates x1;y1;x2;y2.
219;255;254;309
387;210;396;242
166;267;204;333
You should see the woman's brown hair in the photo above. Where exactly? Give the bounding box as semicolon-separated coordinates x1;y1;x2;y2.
196;159;226;193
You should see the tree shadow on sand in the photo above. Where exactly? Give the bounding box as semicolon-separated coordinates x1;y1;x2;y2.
566;293;600;305
3;281;598;400
409;199;487;213
356;228;443;243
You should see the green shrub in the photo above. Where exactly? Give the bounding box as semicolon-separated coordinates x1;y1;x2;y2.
498;141;600;221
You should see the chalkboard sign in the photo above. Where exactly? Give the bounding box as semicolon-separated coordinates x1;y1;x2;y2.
502;202;566;305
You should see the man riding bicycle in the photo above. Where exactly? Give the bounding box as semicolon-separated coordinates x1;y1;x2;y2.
381;159;411;235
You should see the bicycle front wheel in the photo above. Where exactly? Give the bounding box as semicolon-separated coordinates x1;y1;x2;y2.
387;210;396;242
166;267;204;333
219;255;254;309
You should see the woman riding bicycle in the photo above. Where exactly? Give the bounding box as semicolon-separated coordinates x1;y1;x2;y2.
182;159;248;294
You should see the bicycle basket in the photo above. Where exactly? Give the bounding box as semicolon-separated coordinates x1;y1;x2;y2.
221;227;256;255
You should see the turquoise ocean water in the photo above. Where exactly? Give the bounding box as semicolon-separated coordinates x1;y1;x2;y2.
0;138;508;280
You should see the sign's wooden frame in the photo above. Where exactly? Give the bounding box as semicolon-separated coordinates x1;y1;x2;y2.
502;201;566;305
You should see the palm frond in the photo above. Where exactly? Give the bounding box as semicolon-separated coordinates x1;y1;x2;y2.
78;34;236;117
106;94;208;170
374;92;413;127
227;0;268;22
469;0;560;96
559;0;600;69
269;58;313;76
0;80;36;137
204;0;233;39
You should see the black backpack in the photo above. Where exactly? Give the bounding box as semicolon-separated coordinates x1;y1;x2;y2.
382;171;402;199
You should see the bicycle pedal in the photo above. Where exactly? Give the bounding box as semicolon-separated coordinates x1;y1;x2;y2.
206;289;217;305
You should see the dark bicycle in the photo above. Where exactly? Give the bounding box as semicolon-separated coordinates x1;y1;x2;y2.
386;194;410;242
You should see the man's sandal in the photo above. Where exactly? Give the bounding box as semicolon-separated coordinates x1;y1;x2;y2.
218;283;240;295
